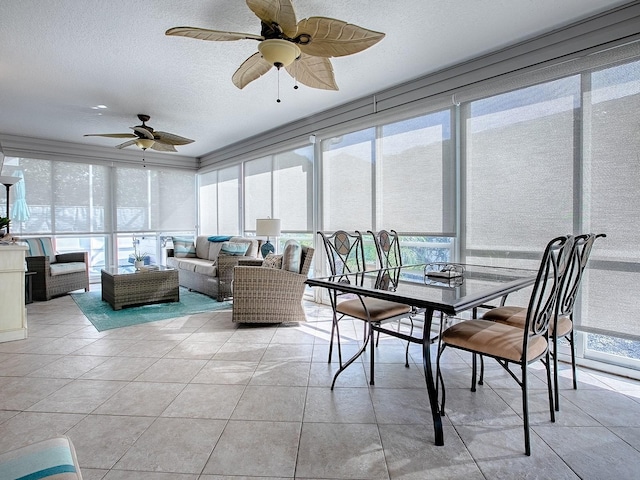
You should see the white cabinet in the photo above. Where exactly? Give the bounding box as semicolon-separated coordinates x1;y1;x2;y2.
0;244;28;342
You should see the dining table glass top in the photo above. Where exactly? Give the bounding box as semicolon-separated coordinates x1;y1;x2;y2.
306;263;538;315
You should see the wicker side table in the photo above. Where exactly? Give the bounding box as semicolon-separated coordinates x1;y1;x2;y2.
101;266;179;310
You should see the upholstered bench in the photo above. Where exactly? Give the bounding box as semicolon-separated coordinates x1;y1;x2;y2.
0;435;83;479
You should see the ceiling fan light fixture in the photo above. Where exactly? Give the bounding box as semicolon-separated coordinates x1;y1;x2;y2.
258;39;300;68
135;138;155;150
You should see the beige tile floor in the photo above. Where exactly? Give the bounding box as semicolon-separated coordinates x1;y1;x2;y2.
2;289;640;479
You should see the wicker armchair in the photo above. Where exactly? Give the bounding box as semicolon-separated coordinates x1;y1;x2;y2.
232;245;314;323
24;237;89;301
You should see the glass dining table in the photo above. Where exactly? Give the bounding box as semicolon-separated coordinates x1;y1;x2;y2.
306;262;538;447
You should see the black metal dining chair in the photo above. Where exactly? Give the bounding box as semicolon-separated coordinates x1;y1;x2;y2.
482;232;605;411
436;234;574;455
368;229;423;367
317;230;412;381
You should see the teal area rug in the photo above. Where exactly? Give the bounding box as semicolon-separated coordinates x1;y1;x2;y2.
71;287;232;331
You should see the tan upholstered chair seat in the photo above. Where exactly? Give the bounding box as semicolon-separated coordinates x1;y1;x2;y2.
483;306;572;336
336;297;411;322
442;319;548;362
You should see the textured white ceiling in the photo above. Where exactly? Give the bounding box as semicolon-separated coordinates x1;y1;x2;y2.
0;0;628;159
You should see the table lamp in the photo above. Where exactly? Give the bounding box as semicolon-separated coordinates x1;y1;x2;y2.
256;218;281;258
0;175;21;234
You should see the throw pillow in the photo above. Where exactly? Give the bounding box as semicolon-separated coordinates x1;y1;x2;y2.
262;253;283;269
207;235;233;242
172;236;196;258
282;239;302;273
220;241;250;256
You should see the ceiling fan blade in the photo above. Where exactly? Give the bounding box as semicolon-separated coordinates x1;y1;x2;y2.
131;126;155;139
154;131;194;146
297;17;385;57
232;52;273;89
165;26;263;42
285;54;338;90
84;133;136;139
246;0;298;38
150;141;177;152
115;140;137;149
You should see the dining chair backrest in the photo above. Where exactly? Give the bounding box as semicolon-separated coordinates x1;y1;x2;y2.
317;230;366;278
522;235;574;352
557;233;606;319
368;229;402;269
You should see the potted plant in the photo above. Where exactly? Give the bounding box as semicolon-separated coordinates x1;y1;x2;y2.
132;236;148;270
0;217;10;236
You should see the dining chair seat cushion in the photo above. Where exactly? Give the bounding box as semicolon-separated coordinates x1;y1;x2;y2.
442;319;548;362
336;297;412;322
483;306;572;336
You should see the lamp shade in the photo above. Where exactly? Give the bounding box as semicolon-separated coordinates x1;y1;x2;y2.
256;218;281;237
0;176;21;187
258;39;300;68
135;139;155;150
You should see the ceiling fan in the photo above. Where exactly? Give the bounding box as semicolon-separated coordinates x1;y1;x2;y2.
84;114;194;152
165;0;385;93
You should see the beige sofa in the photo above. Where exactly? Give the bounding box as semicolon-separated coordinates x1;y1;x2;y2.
166;235;259;301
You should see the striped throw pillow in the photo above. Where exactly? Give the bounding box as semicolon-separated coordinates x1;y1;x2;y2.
172;236;196;258
0;436;82;479
24;237;57;263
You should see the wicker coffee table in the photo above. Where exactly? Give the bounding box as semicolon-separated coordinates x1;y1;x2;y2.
101;266;179;310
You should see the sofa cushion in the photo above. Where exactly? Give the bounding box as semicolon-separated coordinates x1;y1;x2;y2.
193;262;217;276
262;253;283;269
50;262;86;276
220;241;250;256
172;257;216;275
172;236;196;258
282;239;302;273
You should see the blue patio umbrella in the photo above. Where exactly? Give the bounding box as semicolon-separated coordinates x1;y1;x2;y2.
10;170;30;223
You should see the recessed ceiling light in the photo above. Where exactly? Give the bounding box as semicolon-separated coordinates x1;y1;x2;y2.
91;105;108;110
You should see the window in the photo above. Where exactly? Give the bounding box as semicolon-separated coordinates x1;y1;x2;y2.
115;167;195;232
322;110;454;235
464;77;578;256
379;112;454;233
198;165;241;235
322;129;374;231
2;157;195;276
244;147;314;232
579;59;640;341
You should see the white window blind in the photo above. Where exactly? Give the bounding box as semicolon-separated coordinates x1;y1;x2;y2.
274;146;313;231
322;129;374;231
2;157;110;234
579;58;640;339
322;112;454;234
464;77;577;253
244;156;272;231
199;170;219;234
115;167;195;232
379;111;453;233
217;165;241;235
463;48;640;340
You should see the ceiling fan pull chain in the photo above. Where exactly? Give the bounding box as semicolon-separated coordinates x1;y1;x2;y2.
293;61;299;90
277;68;282;103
